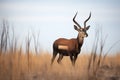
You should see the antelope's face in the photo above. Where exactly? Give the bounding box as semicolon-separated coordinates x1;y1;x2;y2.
73;12;91;38
74;25;90;38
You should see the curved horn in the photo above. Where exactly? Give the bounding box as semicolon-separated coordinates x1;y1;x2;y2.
84;12;91;29
73;12;81;28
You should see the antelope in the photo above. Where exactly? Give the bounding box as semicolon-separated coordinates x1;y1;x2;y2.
51;12;91;66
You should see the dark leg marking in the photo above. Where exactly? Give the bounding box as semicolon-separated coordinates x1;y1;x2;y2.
57;54;63;64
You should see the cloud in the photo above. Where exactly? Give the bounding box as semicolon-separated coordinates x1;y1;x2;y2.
0;2;120;23
0;2;72;13
2;16;69;23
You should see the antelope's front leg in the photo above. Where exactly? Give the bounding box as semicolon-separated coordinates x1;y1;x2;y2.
70;55;74;66
73;54;78;66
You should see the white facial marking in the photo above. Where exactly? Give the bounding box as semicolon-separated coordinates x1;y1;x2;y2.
58;45;68;50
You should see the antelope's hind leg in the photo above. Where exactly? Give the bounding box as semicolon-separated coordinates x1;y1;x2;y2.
51;50;57;65
57;54;63;64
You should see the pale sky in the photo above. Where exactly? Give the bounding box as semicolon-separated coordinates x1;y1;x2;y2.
0;0;120;54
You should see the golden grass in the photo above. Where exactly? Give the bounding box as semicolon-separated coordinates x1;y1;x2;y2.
0;51;120;80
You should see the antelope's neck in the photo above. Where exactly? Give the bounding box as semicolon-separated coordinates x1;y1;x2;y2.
77;35;84;46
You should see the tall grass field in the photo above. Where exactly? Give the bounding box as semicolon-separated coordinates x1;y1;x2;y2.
0;52;120;80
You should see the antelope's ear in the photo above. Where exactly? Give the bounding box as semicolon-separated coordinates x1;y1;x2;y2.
86;25;90;30
74;25;79;31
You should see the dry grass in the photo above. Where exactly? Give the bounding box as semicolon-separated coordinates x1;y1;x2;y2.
0;52;120;80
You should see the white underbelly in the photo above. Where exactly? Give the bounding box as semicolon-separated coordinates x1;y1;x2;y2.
58;45;68;50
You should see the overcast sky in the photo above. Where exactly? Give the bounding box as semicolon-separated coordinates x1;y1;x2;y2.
0;0;120;54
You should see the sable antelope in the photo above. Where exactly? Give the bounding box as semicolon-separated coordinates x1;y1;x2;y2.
51;12;91;66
